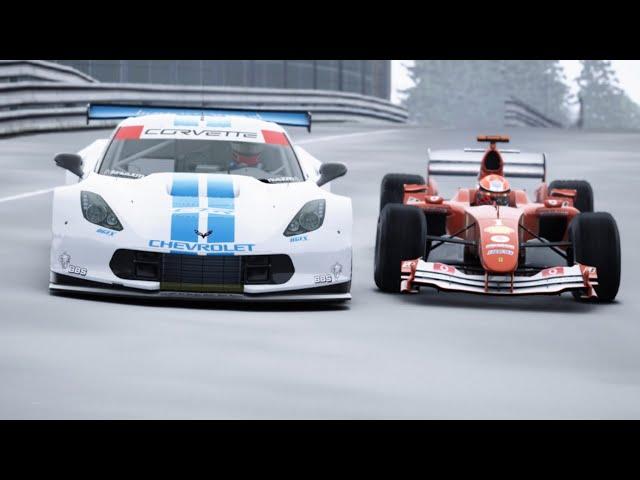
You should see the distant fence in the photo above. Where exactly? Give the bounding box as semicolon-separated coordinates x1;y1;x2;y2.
504;97;563;128
0;61;408;137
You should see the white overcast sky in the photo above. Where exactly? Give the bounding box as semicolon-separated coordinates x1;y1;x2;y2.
391;60;640;105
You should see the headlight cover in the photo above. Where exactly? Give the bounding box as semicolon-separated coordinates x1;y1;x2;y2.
81;191;123;231
283;199;326;237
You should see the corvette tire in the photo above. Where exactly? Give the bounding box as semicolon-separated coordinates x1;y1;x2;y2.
379;173;425;212
569;212;621;302
374;204;427;292
549;179;594;213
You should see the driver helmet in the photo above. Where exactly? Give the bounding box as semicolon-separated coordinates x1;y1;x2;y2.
476;174;510;206
230;142;264;167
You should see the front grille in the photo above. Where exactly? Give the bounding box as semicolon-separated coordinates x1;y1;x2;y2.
161;254;242;293
110;250;294;293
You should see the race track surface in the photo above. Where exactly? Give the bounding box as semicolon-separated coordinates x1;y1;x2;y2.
1;124;639;419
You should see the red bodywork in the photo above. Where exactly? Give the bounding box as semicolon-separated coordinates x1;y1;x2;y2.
399;136;598;297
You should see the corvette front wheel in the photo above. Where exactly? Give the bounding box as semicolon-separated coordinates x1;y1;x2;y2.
569;212;621;302
374;204;427;293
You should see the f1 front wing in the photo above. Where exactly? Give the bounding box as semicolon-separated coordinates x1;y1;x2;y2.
401;260;598;297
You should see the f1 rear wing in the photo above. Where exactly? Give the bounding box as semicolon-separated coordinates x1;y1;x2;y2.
86;103;312;132
427;148;546;181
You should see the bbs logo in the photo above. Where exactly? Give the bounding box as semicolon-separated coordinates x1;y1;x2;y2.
314;274;333;284
67;265;88;276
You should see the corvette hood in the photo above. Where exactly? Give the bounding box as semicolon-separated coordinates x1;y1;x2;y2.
84;173;324;251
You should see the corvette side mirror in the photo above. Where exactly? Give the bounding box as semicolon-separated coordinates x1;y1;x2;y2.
54;153;84;178
317;162;347;186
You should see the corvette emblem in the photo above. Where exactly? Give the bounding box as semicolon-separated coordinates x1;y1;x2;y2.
194;229;212;239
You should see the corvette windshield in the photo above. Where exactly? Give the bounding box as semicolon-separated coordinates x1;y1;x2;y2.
99;138;304;182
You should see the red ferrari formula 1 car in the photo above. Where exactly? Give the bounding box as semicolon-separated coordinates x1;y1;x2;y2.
374;135;620;302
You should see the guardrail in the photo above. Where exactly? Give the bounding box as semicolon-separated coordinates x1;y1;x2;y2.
504;97;563;128
0;74;408;136
0;60;96;84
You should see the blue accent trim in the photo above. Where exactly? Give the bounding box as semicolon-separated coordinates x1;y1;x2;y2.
170;174;199;243
173;117;200;127
87;103;312;131
207;176;235;244
206;120;232;128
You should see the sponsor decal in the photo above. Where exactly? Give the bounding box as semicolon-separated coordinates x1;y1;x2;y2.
261;130;289;145
148;240;255;253
332;262;343;279
289;235;308;243
487;249;514;256
542;267;564;277
105;169;144;179
115;125;144;140
433;263;455;274
314;274;333;284
484;225;515;234
144;128;257;139
489;179;506;192
491;235;510;243
486;243;514;249
58;252;87;276
401;260;416;273
96;228;117;237
67;265;88;276
58;252;71;269
406;196;422;204
264;176;297;183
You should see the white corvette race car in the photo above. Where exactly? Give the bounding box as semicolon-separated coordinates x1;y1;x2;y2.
49;104;352;302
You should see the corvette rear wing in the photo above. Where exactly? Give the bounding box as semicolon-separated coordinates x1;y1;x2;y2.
86;103;312;132
427;148;546;181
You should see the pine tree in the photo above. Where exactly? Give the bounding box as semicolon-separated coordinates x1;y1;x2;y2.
403;60;571;127
576;60;640;129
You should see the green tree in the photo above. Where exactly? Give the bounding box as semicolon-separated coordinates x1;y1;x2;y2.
403;60;571;127
576;60;640;129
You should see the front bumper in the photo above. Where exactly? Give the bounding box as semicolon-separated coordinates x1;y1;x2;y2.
50;272;351;302
401;260;598;297
50;233;352;302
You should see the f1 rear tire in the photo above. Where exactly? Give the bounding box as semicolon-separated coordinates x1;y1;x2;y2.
379;173;425;212
548;180;594;213
569;212;621;302
374;204;427;293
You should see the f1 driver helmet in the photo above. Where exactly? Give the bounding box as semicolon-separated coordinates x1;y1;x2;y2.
230;141;264;168
476;174;511;206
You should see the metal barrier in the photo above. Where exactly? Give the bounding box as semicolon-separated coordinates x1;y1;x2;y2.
0;62;408;136
0;60;96;84
504;97;563;128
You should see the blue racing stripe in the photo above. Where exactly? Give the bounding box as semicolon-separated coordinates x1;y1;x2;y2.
207;176;235;244
171;174;199;244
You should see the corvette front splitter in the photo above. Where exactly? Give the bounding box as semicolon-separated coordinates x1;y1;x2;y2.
400;260;598;297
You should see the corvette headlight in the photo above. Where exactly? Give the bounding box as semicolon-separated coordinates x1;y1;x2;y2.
284;199;326;237
81;191;123;231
